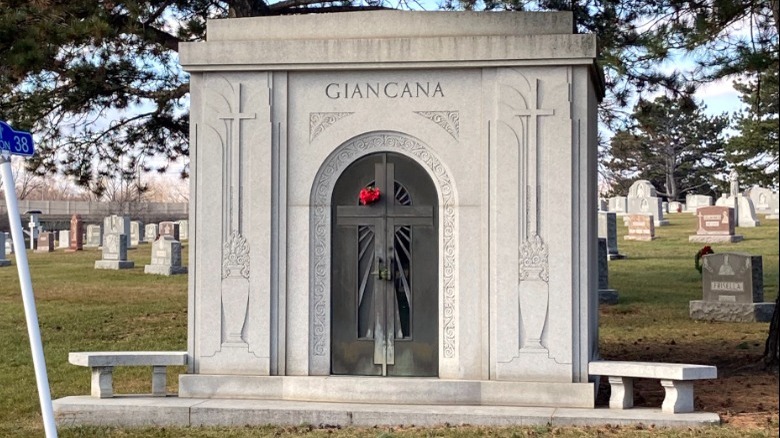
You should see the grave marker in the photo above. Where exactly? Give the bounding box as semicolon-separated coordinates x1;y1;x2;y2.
690;253;774;322
66;214;83;251
0;232;10;267
624;214;655;241
94;233;134;270
36;231;54;253
144;236;187;276
689;206;742;243
158;221;180;241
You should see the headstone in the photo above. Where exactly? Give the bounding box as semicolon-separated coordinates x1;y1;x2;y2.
598;211;625;260
85;224;103;247
67;214;84;251
94;232;134;270
662;201;668;213
624;214;655;241
144;236;187;276
598;198;608;211
3;232;12;254
130;220;145;247
626;180;667;226
104;215;132;248
768;193;780;219
715;170;760;227
608;196;627;215
715;194;760;227
668;201;684;213
685;194;713;213
0;233;10;267
144;223;159;243
158;221;180;241
36;231;55;253
58;230;71;249
690;253;774;322
176;220;189;240
745;185;775;215
597;238;618;304
688;206;743;243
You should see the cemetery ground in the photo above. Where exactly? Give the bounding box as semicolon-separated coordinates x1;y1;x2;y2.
0;215;777;437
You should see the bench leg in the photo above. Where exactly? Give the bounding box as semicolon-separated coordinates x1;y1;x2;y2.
661;380;694;413
607;376;634;409
91;366;113;398
152;366;167;396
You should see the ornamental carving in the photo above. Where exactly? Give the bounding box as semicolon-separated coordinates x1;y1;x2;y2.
518;233;549;283
310;112;354;142
222;230;250;279
311;132;458;358
414;111;459;140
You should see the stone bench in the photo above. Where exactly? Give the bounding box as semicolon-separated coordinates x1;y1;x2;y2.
69;351;187;398
589;360;717;413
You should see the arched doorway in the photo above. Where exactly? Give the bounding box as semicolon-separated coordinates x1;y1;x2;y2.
330;152;439;376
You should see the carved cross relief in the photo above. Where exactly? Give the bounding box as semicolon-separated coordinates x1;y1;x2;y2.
216;82;255;346
516;79;554;283
515;79;554;351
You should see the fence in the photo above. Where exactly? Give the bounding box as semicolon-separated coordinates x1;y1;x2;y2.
0;200;188;230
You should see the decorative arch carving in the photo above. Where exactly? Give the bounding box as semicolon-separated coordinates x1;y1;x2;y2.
309;131;458;362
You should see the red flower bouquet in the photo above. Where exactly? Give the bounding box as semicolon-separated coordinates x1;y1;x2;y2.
695;245;714;274
359;187;381;205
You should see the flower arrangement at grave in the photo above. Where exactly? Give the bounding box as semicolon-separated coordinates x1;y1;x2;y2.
695;245;714;274
359;186;381;205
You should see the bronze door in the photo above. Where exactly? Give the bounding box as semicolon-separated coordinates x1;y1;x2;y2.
331;152;438;376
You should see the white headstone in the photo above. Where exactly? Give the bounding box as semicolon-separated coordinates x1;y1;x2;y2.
144;223;159;243
144;236;187;276
130;220;144;247
626;180;667;226
94;232;134;270
685;194;713;213
104;215;131;248
85;224;103;247
0;232;10;267
58;230;71;249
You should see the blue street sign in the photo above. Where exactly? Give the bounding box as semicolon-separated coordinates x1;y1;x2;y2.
0;120;35;157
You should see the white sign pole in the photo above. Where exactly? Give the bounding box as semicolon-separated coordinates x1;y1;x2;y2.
0;152;58;438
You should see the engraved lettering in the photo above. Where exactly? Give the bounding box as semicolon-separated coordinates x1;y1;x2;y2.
416;82;429;97
384;82;398;98
324;81;445;99
366;83;380;98
325;83;340;99
711;281;744;292
350;84;363;99
433;82;444;97
705;221;720;227
400;83;413;97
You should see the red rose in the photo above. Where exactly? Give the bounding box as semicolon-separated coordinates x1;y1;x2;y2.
359;187;380;205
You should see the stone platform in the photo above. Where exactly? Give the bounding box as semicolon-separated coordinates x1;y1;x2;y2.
689;300;775;323
53;396;721;429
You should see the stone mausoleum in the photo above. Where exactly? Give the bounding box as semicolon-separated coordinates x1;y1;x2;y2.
179;10;602;405
54;11;720;427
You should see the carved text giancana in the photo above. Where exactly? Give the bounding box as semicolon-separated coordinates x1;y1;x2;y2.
326;82;444;99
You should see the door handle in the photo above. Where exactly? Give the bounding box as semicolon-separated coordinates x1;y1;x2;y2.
371;257;392;281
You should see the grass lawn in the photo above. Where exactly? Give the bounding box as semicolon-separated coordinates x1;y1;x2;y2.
0;213;777;437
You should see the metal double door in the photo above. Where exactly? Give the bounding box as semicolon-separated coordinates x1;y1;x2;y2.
331;152;438;376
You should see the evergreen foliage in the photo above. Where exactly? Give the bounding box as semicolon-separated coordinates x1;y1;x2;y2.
605;95;729;200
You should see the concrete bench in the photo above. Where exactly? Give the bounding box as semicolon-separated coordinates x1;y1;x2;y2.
589;360;717;413
69;351;187;398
